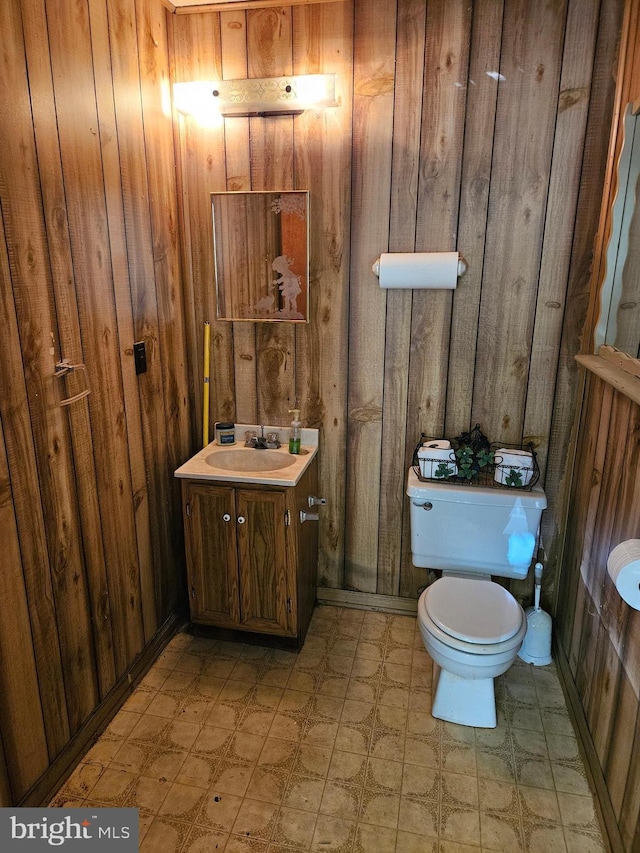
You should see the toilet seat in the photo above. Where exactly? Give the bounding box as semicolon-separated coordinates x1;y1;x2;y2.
423;577;524;646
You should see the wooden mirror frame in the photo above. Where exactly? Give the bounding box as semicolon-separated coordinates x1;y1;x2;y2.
585;0;640;361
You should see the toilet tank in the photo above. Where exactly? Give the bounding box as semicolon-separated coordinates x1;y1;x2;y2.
406;468;547;580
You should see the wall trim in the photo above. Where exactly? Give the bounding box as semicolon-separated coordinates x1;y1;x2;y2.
316;587;418;615
21;611;187;808
554;640;623;853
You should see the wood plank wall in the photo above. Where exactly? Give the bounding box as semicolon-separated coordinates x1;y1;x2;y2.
557;370;640;850
0;0;189;804
173;0;623;604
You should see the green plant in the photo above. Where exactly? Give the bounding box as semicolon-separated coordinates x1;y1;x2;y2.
452;424;493;482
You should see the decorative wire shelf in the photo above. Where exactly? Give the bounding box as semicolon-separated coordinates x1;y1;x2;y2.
412;439;541;491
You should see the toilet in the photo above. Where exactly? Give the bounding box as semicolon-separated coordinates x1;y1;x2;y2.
407;468;547;728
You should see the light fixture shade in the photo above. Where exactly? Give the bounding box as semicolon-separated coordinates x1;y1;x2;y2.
174;74;337;119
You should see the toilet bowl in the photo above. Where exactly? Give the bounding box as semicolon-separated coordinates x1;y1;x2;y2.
417;576;526;728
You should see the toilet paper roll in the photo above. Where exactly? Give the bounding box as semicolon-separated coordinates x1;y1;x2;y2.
494;448;534;487
607;540;640;609
421;439;451;450
374;252;460;289
418;445;458;479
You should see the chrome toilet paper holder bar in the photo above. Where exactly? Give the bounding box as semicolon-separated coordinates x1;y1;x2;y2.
54;359;91;407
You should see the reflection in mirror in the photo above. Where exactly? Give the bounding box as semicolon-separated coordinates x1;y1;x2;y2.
212;191;309;322
596;105;640;357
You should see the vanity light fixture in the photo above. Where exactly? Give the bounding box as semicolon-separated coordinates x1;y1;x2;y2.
173;74;337;120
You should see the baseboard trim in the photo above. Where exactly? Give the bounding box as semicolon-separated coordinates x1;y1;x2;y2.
554;640;623;853
316;587;418;615
21;610;186;807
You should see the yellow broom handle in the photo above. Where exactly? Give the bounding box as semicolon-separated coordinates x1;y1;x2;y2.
203;321;211;448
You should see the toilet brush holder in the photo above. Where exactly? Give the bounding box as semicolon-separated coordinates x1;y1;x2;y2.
518;570;552;665
518;606;552;665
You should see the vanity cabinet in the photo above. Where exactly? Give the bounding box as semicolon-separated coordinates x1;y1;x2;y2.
180;458;318;645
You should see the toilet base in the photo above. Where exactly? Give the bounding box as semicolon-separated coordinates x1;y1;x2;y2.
431;663;497;728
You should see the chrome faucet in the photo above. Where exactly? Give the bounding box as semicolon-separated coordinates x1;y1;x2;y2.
244;428;280;449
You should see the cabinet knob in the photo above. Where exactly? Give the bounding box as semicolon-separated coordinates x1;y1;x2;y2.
222;513;231;522
237;516;246;524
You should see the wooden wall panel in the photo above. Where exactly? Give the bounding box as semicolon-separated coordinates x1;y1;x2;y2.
557;370;640;850
136;0;192;617
378;0;427;597
292;1;353;589
22;0;117;700
175;0;620;606
2;0;99;734
401;0;471;598
0;420;49;800
248;9;298;427
0;0;189;805
472;0;566;443
344;0;396;593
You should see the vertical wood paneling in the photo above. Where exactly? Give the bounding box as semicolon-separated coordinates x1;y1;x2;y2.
104;0;174;630
445;0;504;440
344;0;396;593
472;0;566;444
2;0;99;733
248;9;298;427
221;9;258;425
173;13;231;442
136;0;191;616
21;0;117;700
0;420;49;800
88;0;158;655
378;0;426;596
401;0;471;598
292;1;353;589
1;0;189;804
48;0;146;674
175;0;622;610
558;372;640;851
544;0;624;605
605;669;638;819
523;0;600;472
0;15;70;763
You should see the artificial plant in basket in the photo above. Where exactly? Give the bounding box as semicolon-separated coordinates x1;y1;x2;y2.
452;424;494;481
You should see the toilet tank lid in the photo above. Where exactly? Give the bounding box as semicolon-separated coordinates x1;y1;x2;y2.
406;468;547;510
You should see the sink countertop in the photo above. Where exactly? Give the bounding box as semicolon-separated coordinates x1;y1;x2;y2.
174;424;319;487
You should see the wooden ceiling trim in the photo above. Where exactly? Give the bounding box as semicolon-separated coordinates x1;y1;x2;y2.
167;0;345;15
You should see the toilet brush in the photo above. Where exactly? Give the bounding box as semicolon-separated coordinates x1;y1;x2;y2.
518;562;553;665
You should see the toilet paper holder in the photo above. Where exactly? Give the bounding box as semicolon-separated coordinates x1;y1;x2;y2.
371;253;468;279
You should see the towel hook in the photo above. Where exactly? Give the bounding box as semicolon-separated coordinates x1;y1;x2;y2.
54;359;91;407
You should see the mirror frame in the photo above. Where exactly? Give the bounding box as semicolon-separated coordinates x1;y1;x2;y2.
586;0;640;361
212;190;310;323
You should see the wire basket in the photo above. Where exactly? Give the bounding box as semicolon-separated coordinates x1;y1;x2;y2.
412;436;540;491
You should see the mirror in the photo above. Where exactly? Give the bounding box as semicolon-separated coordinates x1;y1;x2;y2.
212;190;309;322
596;105;640;357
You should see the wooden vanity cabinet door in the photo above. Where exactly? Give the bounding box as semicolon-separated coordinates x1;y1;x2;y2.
236;488;295;636
182;481;241;627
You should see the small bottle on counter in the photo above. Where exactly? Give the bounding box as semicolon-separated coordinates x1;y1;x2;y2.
288;409;301;455
214;422;235;445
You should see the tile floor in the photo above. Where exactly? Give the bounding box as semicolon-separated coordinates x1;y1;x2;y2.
50;605;606;852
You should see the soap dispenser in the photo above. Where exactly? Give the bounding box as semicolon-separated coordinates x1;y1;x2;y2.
288;409;301;455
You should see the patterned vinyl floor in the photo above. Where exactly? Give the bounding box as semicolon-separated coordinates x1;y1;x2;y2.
50;605;606;853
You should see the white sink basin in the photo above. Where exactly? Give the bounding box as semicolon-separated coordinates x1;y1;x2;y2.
206;449;297;473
